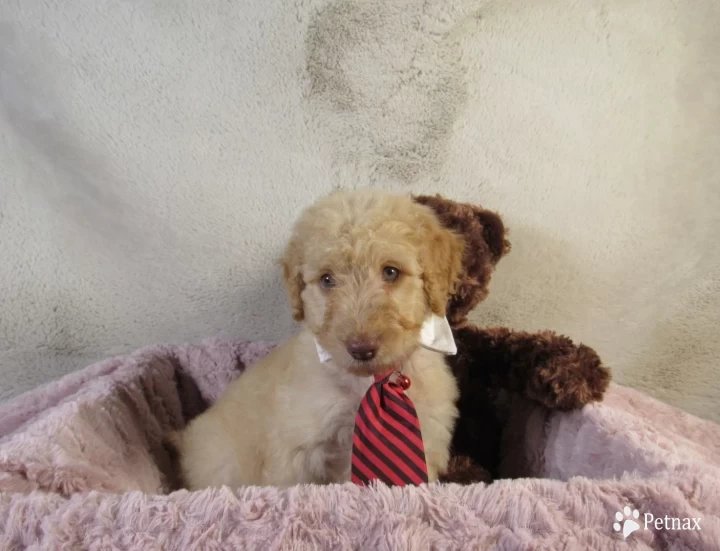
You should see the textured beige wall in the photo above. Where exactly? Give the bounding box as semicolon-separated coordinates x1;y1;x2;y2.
1;0;718;422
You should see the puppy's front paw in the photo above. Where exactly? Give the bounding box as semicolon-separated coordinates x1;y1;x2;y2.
524;335;611;411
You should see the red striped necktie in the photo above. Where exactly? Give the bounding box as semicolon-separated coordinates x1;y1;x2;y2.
351;370;428;486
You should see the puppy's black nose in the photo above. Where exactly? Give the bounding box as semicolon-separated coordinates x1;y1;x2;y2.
346;337;379;362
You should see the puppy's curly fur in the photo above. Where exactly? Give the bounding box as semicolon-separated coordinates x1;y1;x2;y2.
172;190;463;488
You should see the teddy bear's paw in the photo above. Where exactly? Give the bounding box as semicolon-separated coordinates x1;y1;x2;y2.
526;340;611;411
438;456;493;485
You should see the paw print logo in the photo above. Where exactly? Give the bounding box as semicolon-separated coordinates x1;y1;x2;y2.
614;506;641;539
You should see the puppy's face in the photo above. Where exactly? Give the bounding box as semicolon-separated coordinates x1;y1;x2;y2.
281;191;464;376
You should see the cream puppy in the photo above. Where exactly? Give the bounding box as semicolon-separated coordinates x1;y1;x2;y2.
172;190;462;488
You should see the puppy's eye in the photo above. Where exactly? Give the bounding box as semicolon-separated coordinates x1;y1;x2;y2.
320;273;336;289
382;266;400;282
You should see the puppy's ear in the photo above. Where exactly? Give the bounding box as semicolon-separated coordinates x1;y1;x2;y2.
280;238;305;321
420;218;465;317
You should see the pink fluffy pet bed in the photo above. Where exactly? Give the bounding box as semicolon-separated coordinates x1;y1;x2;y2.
1;339;719;550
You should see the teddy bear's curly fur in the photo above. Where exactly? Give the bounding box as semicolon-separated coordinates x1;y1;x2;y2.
414;195;612;484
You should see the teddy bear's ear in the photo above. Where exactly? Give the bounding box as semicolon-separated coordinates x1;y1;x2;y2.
413;194;511;266
413;194;511;326
473;208;511;265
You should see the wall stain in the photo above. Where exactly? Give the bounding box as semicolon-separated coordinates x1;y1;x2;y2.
305;1;473;184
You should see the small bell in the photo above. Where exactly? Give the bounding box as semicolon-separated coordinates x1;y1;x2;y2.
395;373;411;391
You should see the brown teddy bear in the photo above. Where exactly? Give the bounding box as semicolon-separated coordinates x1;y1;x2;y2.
414;195;611;484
